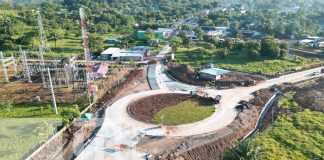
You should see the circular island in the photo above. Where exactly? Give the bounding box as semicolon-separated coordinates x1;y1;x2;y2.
129;93;216;125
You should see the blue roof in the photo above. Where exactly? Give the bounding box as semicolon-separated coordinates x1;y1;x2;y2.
200;68;230;76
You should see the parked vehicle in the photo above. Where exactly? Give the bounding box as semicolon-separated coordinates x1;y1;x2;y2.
312;71;320;76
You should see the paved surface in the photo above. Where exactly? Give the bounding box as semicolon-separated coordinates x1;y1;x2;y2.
77;46;324;159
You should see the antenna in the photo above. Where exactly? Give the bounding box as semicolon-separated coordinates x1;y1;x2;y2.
79;8;91;83
79;8;93;104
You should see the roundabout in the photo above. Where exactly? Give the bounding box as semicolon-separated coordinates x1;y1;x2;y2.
129;93;216;125
76;45;324;160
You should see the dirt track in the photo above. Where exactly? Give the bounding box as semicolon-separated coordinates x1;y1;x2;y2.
157;89;273;160
31;69;146;160
129;93;214;123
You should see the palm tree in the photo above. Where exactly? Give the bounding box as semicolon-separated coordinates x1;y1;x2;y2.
222;140;262;160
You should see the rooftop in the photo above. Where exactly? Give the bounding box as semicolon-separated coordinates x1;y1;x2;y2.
200;68;230;76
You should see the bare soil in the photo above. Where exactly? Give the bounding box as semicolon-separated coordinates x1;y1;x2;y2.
167;63;266;88
167;64;208;86
282;77;324;112
0;67;132;104
31;69;147;160
135;89;274;160
129;93;215;123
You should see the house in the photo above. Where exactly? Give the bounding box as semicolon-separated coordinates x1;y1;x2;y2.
183;17;199;27
185;30;200;41
298;39;314;46
111;50;144;61
201;26;216;33
198;68;230;80
130;46;150;58
136;28;174;40
99;46;150;61
93;63;109;79
157;28;174;39
99;47;121;60
240;30;262;38
104;38;121;44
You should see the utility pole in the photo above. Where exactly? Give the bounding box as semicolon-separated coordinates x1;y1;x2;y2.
47;68;58;114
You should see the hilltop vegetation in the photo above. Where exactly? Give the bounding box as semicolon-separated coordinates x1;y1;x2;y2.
0;0;324;57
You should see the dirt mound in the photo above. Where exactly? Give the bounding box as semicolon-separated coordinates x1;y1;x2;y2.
279;77;324;112
167;64;209;86
129;93;214;123
167;63;266;88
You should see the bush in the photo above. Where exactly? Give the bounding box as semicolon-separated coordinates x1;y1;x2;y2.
0;100;13;111
60;104;80;127
148;58;157;64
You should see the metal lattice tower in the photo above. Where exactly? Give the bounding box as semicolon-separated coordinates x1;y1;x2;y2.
79;8;91;84
19;49;32;83
37;10;51;53
37;10;51;88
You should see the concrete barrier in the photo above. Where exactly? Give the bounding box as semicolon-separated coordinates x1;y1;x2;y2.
241;92;281;141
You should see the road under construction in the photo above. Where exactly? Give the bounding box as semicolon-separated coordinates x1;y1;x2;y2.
75;45;324;160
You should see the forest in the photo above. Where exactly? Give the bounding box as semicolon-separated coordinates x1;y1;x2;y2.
0;0;323;56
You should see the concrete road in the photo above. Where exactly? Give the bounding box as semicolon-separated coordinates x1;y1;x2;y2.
77;64;323;159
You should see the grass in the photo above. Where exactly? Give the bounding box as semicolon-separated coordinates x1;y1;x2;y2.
0;102;82;118
0;118;62;160
251;109;324;160
175;46;321;76
152;100;214;125
150;46;163;56
0;9;18;17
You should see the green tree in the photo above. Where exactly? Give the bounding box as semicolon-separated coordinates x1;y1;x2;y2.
89;34;105;53
260;36;280;58
60;104;80;127
194;27;204;40
144;29;155;44
224;37;233;50
170;36;183;52
48;30;63;48
279;42;289;58
245;40;261;60
16;29;38;47
218;48;229;59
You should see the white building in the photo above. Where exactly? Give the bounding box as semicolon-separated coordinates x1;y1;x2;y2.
199;68;230;80
100;47;149;61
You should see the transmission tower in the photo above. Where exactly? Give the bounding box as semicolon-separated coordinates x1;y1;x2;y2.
79;8;91;84
79;8;94;104
37;10;51;88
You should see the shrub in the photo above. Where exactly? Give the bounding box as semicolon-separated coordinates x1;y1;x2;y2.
60;105;80;127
